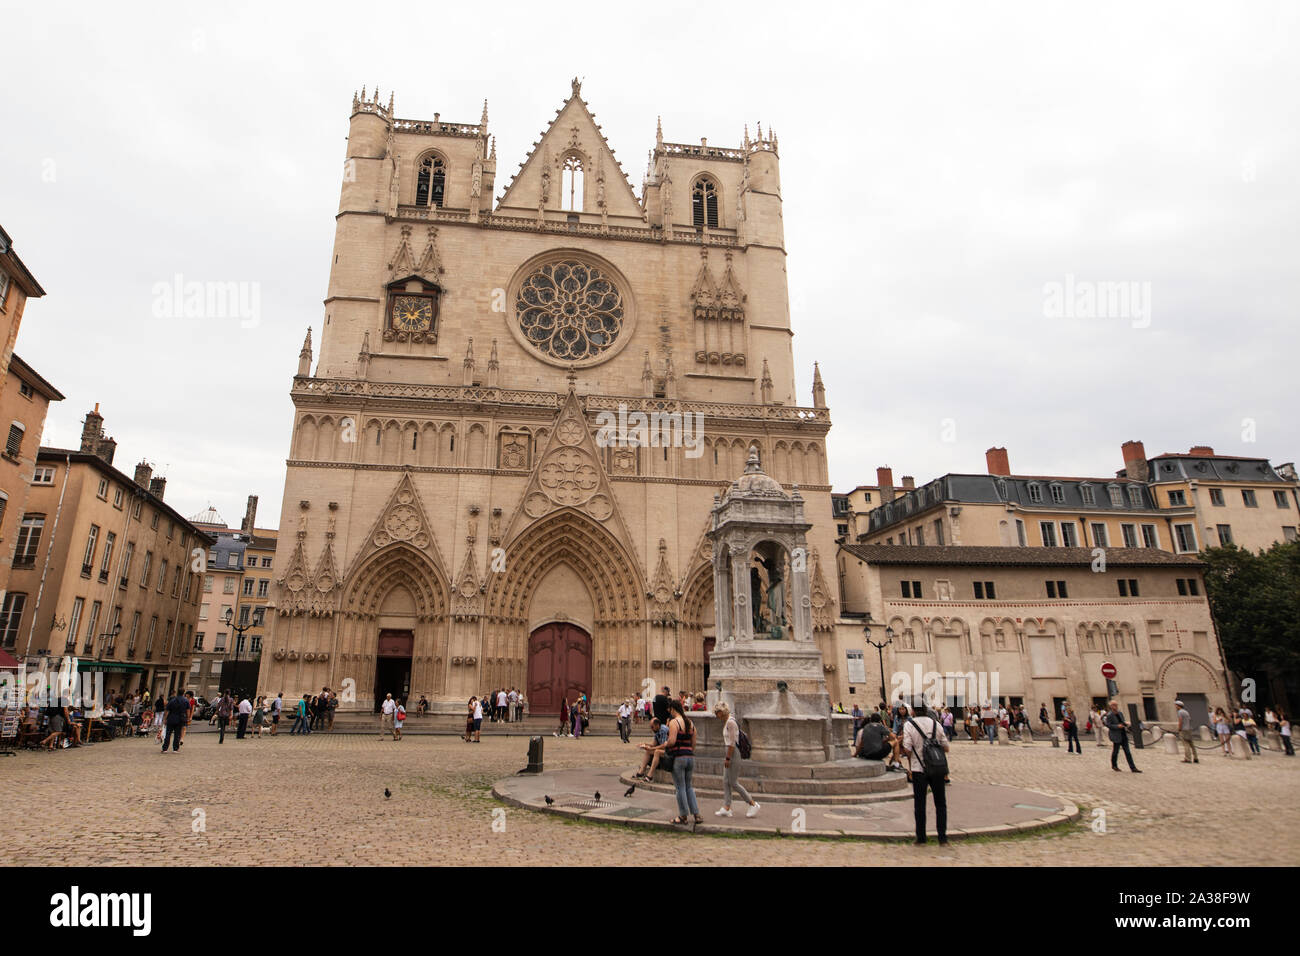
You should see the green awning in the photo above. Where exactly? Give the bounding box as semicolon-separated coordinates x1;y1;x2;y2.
76;661;146;673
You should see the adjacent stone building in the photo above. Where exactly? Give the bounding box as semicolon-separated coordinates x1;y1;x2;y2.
0;225;65;636
260;82;838;712
5;408;211;700
834;543;1230;728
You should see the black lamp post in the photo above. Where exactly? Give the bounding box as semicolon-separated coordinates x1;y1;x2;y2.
863;615;894;707
224;607;255;663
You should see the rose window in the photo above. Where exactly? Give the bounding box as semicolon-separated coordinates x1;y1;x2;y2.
516;259;625;362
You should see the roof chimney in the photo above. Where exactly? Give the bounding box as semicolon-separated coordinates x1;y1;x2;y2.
149;476;167;501
1121;440;1148;482
986;446;1010;476
80;404;104;454
1188;445;1215;457
876;466;895;502
134;461;153;487
241;495;259;535
901;476;915;490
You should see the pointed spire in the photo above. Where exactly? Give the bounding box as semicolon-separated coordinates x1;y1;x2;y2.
743;124;750;149
481;98;489;128
812;361;826;409
387;91;394;114
360;331;371;356
489;135;496;159
298;326;313;377
760;358;774;405
656;115;663;149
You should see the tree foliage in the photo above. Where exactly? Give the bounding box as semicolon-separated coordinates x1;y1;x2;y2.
1200;541;1300;680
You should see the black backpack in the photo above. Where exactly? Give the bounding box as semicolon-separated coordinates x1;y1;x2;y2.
907;717;949;782
735;721;752;760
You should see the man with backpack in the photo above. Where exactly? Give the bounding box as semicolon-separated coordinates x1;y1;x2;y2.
902;699;951;846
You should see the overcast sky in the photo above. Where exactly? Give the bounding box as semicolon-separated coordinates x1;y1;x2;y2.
4;1;1296;528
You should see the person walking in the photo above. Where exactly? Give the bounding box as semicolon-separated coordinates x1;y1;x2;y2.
1039;701;1052;734
236;695;252;739
981;701;998;744
393;698;406;740
270;693;283;735
215;691;233;744
471;695;484;742
1214;708;1231;755
902;700;950;845
1243;711;1260;755
1174;698;1198;763
664;698;701;826
1279;710;1294;756
290;694;310;735
1063;703;1081;754
712;702;760;818
161;692;188;754
617;698;632;743
570;696;582;739
1104;700;1141;772
379;693;396;740
555;697;569;738
252;697;266;737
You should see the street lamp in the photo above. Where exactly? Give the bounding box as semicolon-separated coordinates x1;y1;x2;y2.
95;623;122;661
863;613;893;707
224;607;255;663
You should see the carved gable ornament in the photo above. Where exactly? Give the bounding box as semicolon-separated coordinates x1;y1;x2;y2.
344;472;449;584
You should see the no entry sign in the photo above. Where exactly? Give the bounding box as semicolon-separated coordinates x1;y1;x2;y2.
1100;661;1117;680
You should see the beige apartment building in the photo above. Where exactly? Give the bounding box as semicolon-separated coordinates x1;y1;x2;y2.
1125;442;1300;553
189;497;277;698
0;225;65;628
830;543;1228;728
261;82;838;712
5;407;211;700
857;443;1297;557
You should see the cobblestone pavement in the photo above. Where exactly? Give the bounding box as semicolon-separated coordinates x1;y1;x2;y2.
3;731;1294;866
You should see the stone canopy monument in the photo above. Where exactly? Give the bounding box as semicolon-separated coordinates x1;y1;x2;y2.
626;447;907;801
704;447;840;762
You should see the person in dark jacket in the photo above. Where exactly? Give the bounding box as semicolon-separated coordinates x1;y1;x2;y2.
161;693;189;753
653;686;670;726
1104;700;1141;773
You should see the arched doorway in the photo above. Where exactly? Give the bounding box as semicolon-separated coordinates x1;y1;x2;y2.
527;622;592;714
374;629;413;712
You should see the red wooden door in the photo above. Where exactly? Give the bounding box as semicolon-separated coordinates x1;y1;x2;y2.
527;623;592;714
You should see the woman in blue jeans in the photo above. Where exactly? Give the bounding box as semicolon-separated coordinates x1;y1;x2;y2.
664;698;701;825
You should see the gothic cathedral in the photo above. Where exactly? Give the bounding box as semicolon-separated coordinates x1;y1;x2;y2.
260;80;839;712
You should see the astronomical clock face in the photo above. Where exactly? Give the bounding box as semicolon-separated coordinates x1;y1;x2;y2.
390;295;435;333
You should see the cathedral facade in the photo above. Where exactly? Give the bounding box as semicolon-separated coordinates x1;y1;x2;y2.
259;81;839;712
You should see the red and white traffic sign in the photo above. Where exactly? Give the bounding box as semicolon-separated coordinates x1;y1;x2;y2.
1100;661;1117;680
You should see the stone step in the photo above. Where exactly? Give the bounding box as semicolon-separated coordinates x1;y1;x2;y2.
688;756;888;780
621;771;912;806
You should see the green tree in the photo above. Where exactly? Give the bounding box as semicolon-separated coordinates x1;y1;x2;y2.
1200;540;1300;704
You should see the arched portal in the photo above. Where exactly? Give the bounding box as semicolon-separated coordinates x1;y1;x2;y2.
341;542;450;710
484;509;645;707
527;622;592;714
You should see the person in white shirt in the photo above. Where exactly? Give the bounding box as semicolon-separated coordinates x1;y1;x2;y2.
902;700;951;845
472;696;484;742
508;688;519;723
713;702;760;818
980;702;997;744
496;689;508;723
236;696;252;739
617;699;632;742
379;693;397;740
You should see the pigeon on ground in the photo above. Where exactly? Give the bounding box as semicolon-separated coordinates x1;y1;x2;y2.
594;791;601;801
544;795;554;805
624;784;636;797
384;788;391;799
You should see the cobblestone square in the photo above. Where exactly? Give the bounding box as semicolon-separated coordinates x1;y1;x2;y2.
3;728;1294;866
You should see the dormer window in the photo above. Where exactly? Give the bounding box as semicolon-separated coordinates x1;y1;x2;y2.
1049;483;1065;504
416;154;446;208
1028;483;1043;504
996;479;1008;500
692;178;719;228
1080;484;1095;506
1108;485;1124;507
